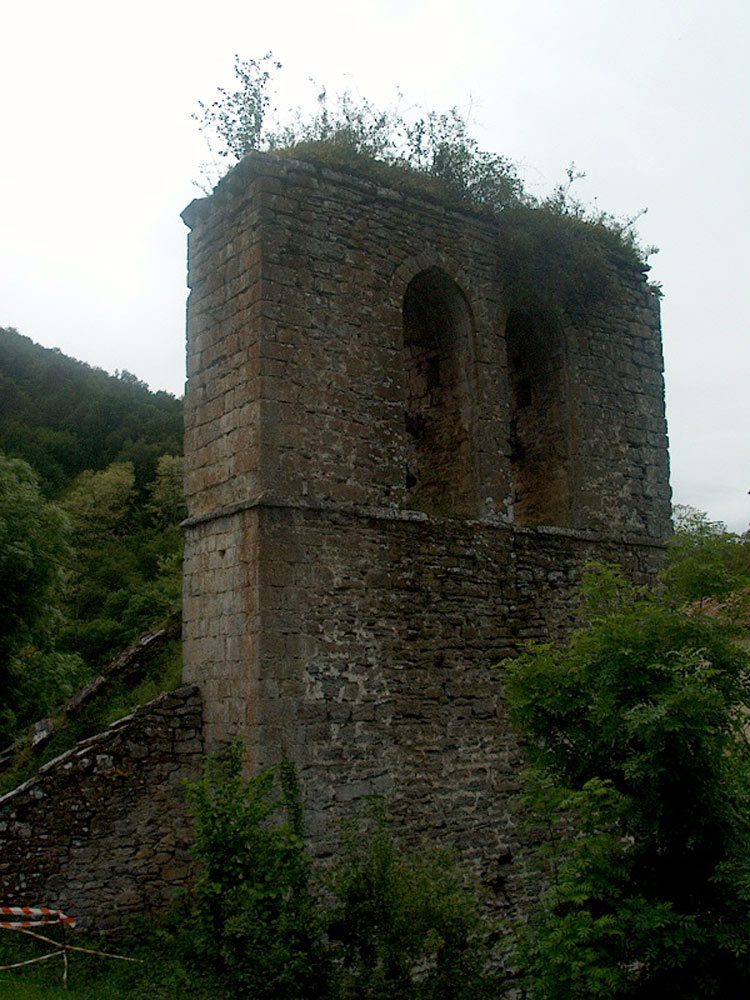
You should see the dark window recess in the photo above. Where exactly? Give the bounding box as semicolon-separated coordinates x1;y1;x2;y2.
402;268;478;516
505;308;572;526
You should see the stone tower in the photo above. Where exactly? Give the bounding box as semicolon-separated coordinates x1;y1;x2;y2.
181;151;670;875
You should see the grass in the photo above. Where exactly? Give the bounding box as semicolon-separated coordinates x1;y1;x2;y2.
0;924;229;1000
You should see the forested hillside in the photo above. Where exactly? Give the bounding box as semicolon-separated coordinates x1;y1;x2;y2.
0;326;182;496
0;327;185;747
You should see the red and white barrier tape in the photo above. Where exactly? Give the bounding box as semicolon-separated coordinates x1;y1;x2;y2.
0;906;76;929
0;949;65;970
0;905;139;982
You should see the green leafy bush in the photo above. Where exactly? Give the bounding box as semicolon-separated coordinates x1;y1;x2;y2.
0;452;84;743
184;747;498;999
327;802;496;1000
663;504;750;613
186;743;332;999
506;564;750;999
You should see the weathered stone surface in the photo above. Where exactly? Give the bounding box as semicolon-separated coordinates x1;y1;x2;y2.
29;718;54;751
181;151;671;910
0;686;202;929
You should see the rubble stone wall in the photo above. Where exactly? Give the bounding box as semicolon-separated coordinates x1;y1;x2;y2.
0;686;202;930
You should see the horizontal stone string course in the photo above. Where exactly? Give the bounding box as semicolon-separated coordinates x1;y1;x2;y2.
181;491;670;547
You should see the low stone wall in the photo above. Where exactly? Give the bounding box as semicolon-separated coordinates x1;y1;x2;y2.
0;685;203;930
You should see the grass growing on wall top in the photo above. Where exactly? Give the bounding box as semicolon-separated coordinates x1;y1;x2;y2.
196;54;656;316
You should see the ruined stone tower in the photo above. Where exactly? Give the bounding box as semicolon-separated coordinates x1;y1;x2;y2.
181;151;670;874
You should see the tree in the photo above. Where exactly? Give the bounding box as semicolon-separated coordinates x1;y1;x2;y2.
0;326;183;498
663;504;750;612
149;453;185;525
0;454;69;663
506;564;750;999
58;459;182;665
62;461;136;542
0;453;80;742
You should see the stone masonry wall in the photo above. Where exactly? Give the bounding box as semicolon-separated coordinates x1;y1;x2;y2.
182;151;672;913
185;500;664;896
0;686;202;930
182;152;670;536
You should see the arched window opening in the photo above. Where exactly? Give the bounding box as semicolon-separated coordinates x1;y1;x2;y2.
506;309;572;526
402;268;477;516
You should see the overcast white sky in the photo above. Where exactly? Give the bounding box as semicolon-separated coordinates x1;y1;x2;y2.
1;0;748;529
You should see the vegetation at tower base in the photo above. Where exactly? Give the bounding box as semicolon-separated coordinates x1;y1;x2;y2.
196;54;655;317
185;742;330;1000
184;742;500;1000
505;563;750;999
326;802;499;1000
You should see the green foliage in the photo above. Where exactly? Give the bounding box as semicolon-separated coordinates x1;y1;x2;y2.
63;461;137;540
0;327;182;498
0;454;69;646
0;780;497;1000
195;57;652;316
270;92;522;215
497;197;646;315
184;748;497;1000
1;646;85;749
0;332;185;745
506;564;750;998
149;453;186;525
196;57;521;217
0;632;182;795
195;55;521;214
663;504;750;612
327;802;495;1000
0;453;84;743
0;442;181;749
576;560;648;619
0;920;231;999
195;52;282;160
186;742;332;999
402;108;521;210
55;456;183;668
